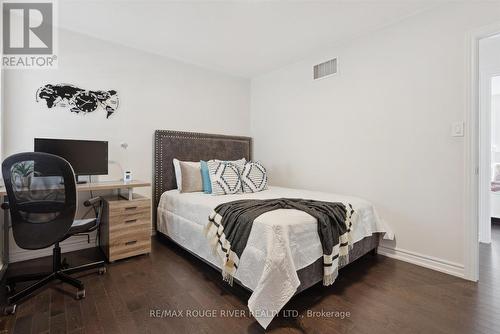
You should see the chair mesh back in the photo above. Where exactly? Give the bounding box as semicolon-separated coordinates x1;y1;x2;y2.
2;153;77;250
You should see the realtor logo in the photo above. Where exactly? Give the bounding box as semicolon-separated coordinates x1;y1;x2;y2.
2;1;57;68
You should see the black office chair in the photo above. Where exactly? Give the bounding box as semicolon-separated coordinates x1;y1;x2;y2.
1;152;106;315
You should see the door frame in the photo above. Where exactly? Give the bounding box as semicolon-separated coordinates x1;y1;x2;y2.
465;22;500;281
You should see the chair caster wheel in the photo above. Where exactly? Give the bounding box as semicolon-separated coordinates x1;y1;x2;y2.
98;267;106;275
4;305;16;315
76;289;86;300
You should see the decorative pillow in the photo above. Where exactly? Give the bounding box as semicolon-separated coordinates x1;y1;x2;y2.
172;159;201;192
215;158;246;171
200;160;212;194
173;158;182;189
179;161;203;193
207;160;243;195
241;161;268;193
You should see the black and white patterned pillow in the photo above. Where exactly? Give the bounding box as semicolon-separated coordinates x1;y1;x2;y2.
241;161;268;193
207;160;243;195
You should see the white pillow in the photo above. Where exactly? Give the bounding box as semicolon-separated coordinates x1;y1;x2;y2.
214;158;246;171
206;158;246;178
173;158;182;189
172;158;200;192
241;161;268;193
207;160;244;195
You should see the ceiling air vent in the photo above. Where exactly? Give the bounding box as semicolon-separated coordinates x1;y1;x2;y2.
313;58;337;80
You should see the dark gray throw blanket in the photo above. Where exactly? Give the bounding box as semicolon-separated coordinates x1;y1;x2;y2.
205;198;354;286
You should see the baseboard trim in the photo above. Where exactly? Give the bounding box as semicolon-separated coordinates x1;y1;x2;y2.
10;237;96;263
377;245;465;279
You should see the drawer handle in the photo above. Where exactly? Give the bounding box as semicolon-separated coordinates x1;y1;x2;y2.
125;240;137;246
125;206;137;211
125;219;137;224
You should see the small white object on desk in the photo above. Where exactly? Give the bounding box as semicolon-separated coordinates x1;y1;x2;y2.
123;171;132;183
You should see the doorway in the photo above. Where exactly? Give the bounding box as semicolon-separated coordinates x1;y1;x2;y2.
477;34;500;281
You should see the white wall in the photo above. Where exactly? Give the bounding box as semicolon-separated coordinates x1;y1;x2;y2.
4;28;250;183
3;28;250;261
251;3;500;276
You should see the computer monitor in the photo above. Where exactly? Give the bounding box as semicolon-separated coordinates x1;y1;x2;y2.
34;138;108;181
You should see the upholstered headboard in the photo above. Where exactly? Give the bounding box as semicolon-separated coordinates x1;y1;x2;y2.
153;130;252;218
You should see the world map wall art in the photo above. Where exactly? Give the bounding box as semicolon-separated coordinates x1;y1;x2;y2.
36;84;119;118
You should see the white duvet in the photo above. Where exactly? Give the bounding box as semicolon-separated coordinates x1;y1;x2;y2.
157;186;394;329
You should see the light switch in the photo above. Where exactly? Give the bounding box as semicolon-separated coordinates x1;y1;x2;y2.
452;121;464;137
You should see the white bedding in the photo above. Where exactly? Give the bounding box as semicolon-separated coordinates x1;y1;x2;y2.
157;186;393;328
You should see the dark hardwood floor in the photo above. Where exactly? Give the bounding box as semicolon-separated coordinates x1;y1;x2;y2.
0;225;499;334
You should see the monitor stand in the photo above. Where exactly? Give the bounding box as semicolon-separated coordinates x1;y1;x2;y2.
76;175;87;184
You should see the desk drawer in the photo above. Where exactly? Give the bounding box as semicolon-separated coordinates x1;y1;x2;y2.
109;219;151;236
109;232;151;261
109;200;150;218
101;194;152;262
109;211;150;230
108;200;150;230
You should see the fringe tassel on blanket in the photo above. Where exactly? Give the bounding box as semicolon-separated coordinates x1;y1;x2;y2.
323;203;356;286
323;267;339;286
222;268;234;286
322;249;349;287
206;211;239;286
204;221;219;257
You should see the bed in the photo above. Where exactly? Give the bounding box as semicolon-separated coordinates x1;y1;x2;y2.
153;130;394;328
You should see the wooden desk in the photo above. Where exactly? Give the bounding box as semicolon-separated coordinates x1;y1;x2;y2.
0;179;151;198
0;180;151;275
77;180;150;200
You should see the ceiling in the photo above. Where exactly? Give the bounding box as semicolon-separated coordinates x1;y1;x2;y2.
58;1;438;78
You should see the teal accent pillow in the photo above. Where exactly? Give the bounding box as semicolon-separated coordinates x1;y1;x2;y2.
200;160;212;194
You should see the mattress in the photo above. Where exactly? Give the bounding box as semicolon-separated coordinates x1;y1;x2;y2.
157;186;394;328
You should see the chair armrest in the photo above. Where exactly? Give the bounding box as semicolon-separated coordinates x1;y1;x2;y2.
83;196;104;230
84;197;103;207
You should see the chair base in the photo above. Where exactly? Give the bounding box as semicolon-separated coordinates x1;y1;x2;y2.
4;243;106;315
